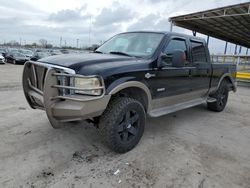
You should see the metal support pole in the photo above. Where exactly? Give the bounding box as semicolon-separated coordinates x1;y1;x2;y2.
223;42;228;63
206;36;210;45
237;46;241;66
234;45;238;55
246;49;249;65
224;42;228;55
169;21;173;32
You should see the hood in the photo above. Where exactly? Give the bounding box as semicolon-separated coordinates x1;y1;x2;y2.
38;53;150;77
38;53;133;68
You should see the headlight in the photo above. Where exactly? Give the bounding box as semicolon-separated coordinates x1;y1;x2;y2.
74;77;102;96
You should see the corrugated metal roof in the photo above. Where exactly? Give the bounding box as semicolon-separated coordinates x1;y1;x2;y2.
169;2;250;48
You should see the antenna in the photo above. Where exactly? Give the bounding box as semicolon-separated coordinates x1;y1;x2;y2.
89;16;92;47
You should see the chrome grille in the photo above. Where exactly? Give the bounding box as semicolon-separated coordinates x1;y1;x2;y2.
24;61;105;106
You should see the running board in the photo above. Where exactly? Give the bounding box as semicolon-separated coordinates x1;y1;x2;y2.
206;97;216;103
149;98;206;117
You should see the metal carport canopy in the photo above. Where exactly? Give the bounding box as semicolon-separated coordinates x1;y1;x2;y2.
169;2;250;48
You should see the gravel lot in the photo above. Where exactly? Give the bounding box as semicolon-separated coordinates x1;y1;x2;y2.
0;64;250;188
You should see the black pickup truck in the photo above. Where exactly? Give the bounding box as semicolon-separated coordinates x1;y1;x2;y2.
23;31;237;153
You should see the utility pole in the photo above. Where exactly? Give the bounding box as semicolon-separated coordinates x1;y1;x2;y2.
89;16;92;47
76;39;79;48
60;37;62;48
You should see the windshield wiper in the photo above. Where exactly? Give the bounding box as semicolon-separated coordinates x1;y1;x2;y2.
109;51;132;57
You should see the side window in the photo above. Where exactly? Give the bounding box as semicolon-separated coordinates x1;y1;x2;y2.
163;38;188;65
190;40;207;63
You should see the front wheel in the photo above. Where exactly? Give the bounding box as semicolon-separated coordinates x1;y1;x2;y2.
99;97;146;153
207;80;229;112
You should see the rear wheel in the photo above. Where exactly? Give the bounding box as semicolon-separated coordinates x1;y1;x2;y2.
99;97;146;153
207;80;228;112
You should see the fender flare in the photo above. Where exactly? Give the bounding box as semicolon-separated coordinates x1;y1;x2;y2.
108;80;152;111
215;73;237;92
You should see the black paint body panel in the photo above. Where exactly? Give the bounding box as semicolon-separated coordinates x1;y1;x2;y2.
37;31;236;101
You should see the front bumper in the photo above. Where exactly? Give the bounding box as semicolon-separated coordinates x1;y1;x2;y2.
23;61;110;128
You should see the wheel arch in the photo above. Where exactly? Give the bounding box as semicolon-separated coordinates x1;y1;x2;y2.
108;81;152;112
212;73;236;94
221;73;236;92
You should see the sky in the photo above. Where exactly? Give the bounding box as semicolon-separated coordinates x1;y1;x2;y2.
0;0;249;54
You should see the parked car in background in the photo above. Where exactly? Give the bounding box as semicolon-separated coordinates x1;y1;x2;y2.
6;51;30;64
0;48;8;57
49;49;62;55
30;52;51;61
0;54;5;64
19;49;34;58
60;49;69;54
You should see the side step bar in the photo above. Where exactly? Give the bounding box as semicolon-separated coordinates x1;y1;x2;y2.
149;98;206;117
207;97;216;103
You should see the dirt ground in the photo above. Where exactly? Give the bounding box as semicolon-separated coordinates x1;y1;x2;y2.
0;64;250;188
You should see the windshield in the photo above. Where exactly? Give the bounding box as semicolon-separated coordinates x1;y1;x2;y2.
96;32;164;58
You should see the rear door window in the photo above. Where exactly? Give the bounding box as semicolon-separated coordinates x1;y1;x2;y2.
190;40;207;63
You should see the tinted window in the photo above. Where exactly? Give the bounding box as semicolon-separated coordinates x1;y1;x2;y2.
163;38;188;65
191;41;207;62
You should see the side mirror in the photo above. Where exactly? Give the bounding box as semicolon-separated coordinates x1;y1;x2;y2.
158;53;169;68
172;50;186;67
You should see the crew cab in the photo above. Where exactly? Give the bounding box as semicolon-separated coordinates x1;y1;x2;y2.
22;31;237;153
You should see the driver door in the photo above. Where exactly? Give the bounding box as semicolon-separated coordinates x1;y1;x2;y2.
148;37;197;110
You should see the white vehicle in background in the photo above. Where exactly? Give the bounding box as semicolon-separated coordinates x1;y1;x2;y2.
0;54;5;64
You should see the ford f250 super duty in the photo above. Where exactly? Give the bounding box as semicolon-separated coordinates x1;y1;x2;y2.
23;31;237;153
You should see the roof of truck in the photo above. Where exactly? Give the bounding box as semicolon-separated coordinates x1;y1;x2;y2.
120;31;206;42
